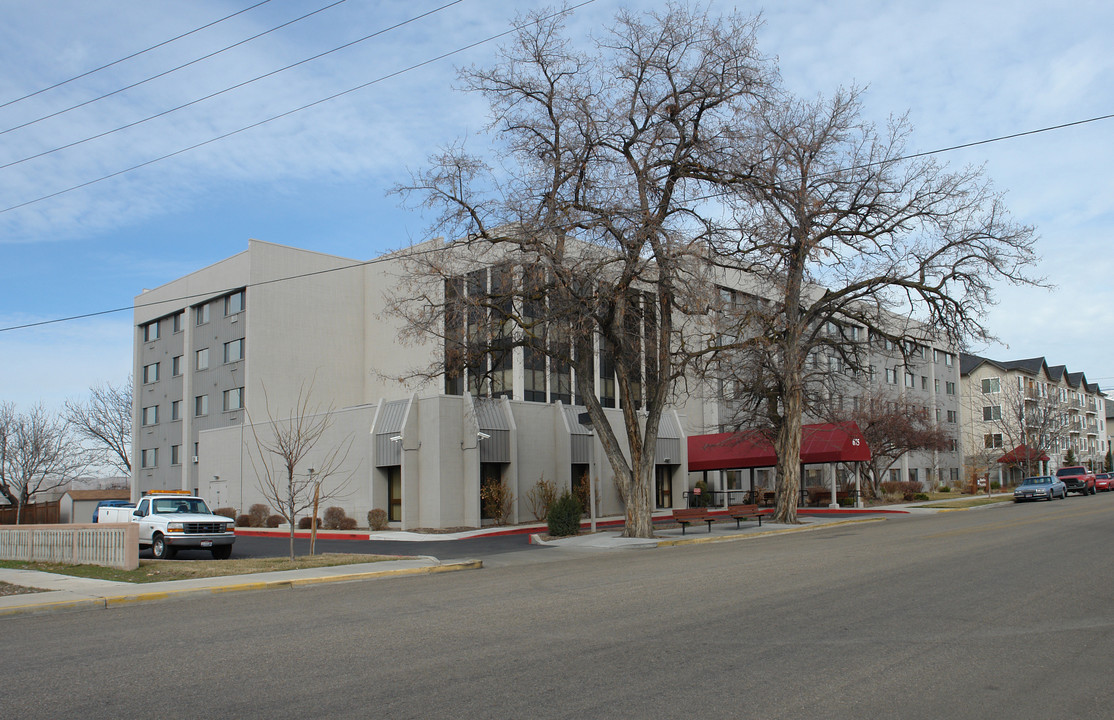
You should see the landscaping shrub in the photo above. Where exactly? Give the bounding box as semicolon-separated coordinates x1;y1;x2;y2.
481;478;514;525
879;481;923;501
266;514;283;527
938;486;951;493
526;476;558;521
837;496;855;507
213;507;237;520
235;514;251;527
338;517;358;530
547;491;582;537
323;506;347;530
990;481;1000;490
693;479;715;507
912;492;930;502
368;508;389;531
297;516;322;529
248;503;270;528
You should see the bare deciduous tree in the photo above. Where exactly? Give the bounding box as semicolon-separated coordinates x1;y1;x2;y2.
0;403;87;523
392;4;772;538
64;378;132;476
246;383;355;559
826;388;950;497
710;87;1040;523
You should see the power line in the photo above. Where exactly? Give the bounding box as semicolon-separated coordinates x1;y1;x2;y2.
0;242;448;333
0;0;352;137
0;0;462;170
0;0;598;216
2;106;1104;335
0;0;275;110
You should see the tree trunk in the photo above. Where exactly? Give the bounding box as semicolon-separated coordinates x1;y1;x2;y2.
773;385;803;524
622;463;655;538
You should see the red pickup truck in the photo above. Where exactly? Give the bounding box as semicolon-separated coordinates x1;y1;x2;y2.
1054;466;1096;496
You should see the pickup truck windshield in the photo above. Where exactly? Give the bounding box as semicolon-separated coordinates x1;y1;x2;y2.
152;498;211;514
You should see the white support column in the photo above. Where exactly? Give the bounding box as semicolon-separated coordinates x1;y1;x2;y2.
828;463;839;508
854;465;863;508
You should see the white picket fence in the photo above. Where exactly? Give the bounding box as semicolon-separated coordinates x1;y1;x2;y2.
0;523;139;570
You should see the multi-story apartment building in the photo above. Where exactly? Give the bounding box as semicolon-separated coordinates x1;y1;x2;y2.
133;239;963;528
960;354;1107;485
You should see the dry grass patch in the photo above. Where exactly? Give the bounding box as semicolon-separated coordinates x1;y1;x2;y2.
0;553;401;584
910;496;1013;509
0;580;48;597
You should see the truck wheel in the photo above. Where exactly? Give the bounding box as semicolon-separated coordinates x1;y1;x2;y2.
152;534;175;559
211;545;232;560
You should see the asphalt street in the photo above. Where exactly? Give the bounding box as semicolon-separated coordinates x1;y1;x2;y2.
5;494;1114;719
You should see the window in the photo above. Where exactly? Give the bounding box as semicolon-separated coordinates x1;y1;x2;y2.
196;347;209;370
171;445;181;466
172;312;183;333
921;376;928;390
904;372;915;388
225;291;245;315
140;448;158;469
949;439;958;452
945;381;956;395
934;379;940;393
947;410;957;423
142;320;159;342
223;387;243;411
171;400;180;420
141;405;158;426
195;303;210;325
885;368;896;384
944;353;953;367
983;405;1001;421
195;395;209;417
172;355;182;376
981;377;1001;394
142;362;159;384
224;338;244;363
984;433;1003;449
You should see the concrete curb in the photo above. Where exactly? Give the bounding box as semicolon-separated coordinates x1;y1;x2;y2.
529;516;885;550
0;559;482;618
654;517;885;547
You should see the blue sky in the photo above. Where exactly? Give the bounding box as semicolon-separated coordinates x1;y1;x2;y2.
1;0;1112;411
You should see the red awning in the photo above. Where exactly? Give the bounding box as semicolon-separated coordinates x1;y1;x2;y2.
687;421;870;472
997;444;1050;464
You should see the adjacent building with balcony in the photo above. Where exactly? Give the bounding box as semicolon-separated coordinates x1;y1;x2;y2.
959;354;1107;485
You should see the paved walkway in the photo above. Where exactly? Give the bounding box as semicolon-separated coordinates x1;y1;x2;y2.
1;496;1009;618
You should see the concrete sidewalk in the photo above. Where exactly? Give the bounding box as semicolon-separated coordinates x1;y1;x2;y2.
0;556;481;618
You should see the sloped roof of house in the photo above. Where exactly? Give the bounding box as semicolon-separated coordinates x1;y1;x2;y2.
960;353;1105;396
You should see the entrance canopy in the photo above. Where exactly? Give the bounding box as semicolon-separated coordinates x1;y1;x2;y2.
996;444;1050;464
688;421;871;472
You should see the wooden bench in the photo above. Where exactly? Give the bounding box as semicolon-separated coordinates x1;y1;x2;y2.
727;504;763;529
671;507;716;534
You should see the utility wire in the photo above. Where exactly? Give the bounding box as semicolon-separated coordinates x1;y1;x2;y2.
0;0;598;216
0;0;461;170
1;106;1105;335
0;0;351;137
0;0;275;110
0;242;449;333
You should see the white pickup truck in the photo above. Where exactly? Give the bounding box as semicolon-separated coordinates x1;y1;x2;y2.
97;492;236;559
